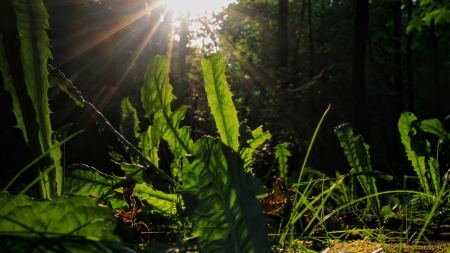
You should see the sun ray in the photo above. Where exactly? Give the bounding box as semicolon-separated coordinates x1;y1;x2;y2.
93;7;171;110
220;37;274;92
58;8;152;66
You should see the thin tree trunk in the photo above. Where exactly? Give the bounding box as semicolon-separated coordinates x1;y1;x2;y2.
406;0;414;111
392;0;403;112
278;0;289;69
308;0;314;79
386;0;403;172
351;0;370;141
292;0;306;68
430;21;441;116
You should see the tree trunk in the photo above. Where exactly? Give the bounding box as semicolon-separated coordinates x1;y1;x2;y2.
351;0;370;140
430;21;441;116
406;0;414;111
392;0;402;112
386;0;403;171
292;0;306;68
278;0;289;69
308;0;314;79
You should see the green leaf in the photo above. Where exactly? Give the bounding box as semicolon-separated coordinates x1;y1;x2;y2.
138;125;160;167
433;8;450;24
380;205;396;220
335;123;380;212
422;11;434;26
275;142;291;179
120;162;145;183
201;54;240;151
428;157;440;194
0;194;120;241
153;106;193;159
12;0;62;197
182;138;268;253
133;183;177;216
240;126;271;173
65;165;123;198
141;56;193;160
420;118;450;141
398;112;431;195
407;17;423;33
141;55;175;117
0;35;28;144
120;97;140;140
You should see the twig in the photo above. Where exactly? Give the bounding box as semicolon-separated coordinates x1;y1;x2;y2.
48;65;176;185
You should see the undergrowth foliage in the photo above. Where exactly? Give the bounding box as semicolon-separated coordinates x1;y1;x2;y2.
1;1;450;252
183;139;268;252
335;124;380;214
0;0;62;199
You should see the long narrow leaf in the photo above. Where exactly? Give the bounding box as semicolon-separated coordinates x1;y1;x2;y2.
335;123;380;212
398;112;431;195
201;54;240;151
141;56;192;157
0;35;29;144
141;55;174;117
120;97;140;140
13;0;62;197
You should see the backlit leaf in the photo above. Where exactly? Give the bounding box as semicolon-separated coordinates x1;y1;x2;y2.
335;123;380;212
0;194;120;241
12;0;62;197
182;138;268;253
141;55;175;117
201;54;240;151
275;142;291;179
65;165;123;198
398;112;431;195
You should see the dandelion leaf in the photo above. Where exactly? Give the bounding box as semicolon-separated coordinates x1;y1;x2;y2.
182;138;268;253
201;54;240;151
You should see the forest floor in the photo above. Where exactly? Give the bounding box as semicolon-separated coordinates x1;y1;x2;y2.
322;240;450;253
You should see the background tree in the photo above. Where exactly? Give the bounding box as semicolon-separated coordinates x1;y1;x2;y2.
351;0;370;141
